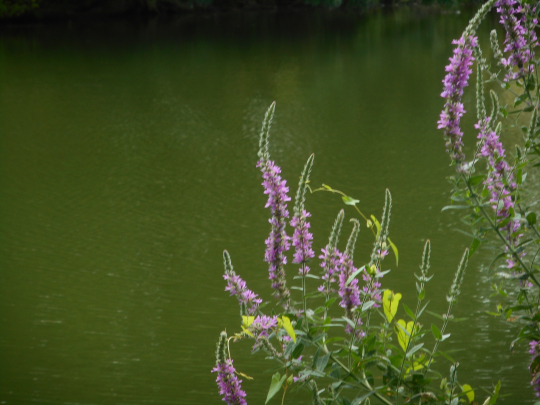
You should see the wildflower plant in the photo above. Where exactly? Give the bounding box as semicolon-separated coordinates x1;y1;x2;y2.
436;0;540;399
212;103;500;405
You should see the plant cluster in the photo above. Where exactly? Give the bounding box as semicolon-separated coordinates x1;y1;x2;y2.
211;102;501;405
437;0;540;399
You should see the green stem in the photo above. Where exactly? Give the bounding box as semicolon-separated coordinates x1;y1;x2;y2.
424;301;454;376
461;174;540;288
302;263;308;330
316;343;394;405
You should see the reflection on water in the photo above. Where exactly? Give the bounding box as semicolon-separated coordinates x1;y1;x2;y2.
0;9;532;404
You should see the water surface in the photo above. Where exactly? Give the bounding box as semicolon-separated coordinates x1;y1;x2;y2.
0;9;531;404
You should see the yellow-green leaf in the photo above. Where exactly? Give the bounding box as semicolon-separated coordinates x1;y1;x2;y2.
237;371;254;380
371;215;381;239
405;361;424;375
242;316;255;328
382;290;402;323
395;319;414;352
281;316;296;343
241;325;254;338
462;384;474;403
388;237;399;266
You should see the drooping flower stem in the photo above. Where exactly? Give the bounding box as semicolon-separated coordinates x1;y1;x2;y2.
223;250;263;316
437;34;478;170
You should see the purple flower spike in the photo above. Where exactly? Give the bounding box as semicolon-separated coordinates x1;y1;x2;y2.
319;210;345;294
213;331;247;405
319;247;344;292
223;250;262;315
212;359;247;405
438;35;478;168
258;158;292;306
291;210;315;274
496;0;538;81
338;252;361;318
475;119;522;266
251;315;278;339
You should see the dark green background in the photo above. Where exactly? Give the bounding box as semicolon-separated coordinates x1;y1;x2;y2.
0;9;531;404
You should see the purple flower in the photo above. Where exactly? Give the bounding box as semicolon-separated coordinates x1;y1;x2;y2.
338;252;361;321
257;159;292;306
251;315;278;336
223;251;262;315
496;0;538;81
377;249;389;258
530;341;540;397
290;209;315;275
362;266;383;308
212;359;247;405
475;118;522;267
319;247;344;292
438;35;478;168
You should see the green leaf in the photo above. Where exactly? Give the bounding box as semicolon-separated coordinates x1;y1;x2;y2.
403;304;415;320
291;343;304;359
362;300;376;312
441;205;472;211
406;343;424;358
469;239;481;258
266;372;287;404
346;266;365;286
388;237;399;266
489;380;501;404
426;310;444;321
316;352;330;372
342;195;359;206
468;174;485;186
527;212;537;225
325;297;337;308
431;324;443;340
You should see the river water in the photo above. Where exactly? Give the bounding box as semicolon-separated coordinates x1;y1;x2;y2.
0;8;533;404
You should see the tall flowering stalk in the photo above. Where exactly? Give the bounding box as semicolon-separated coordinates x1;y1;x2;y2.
223;250;262;316
291;154;315;316
319;209;345;295
475;120;521;255
257;102;292;307
424;249;469;373
212;331;247;405
291;154;315;275
437;35;478;169
338;219;362;335
496;0;537;82
212;101;504;405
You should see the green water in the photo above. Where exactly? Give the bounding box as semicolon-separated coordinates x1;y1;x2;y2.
0;9;532;404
